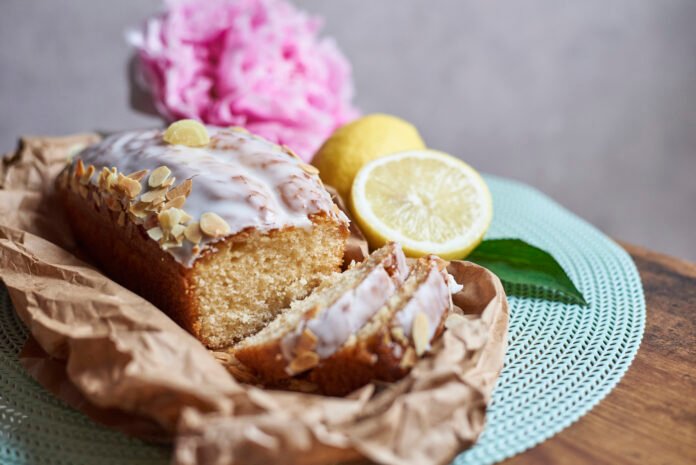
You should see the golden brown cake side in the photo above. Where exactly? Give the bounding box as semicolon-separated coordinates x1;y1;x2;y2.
59;180;348;347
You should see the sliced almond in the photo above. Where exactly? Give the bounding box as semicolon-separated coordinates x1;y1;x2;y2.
146;227;164;242
199;212;230;237
161;176;176;188
281;145;301;159
399;347;417;369
287;351;319;375
296;329;318;353
300;163;319;175
126;169;148;181
444;313;467;329
170;224;186;241
179;210;192;224
157;210;173;231
412;312;430;356
79;164;95;185
117;211;126;227
97;167;109;190
166;179;192;200
74;159;86;178
163;195;186;210
390;326;407;344
184;222;203;243
92;191;102;206
158;208;185;231
78;185;89;199
117;174;142;198
99;167;118;191
140;186;168;204
148;166;171;188
128;201;149;219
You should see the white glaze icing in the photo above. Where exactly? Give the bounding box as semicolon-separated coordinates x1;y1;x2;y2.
72;126;348;266
308;266;394;358
396;261;451;350
447;273;463;294
281;243;409;360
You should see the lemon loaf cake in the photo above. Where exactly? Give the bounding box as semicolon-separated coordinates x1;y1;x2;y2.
307;255;453;395
57;123;349;349
233;242;409;381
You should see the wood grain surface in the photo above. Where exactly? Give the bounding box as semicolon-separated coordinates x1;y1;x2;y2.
503;243;696;465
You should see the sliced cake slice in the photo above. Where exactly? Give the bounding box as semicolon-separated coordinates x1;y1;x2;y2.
308;255;453;396
233;242;409;382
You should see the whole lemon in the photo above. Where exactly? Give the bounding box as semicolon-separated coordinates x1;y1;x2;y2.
311;114;426;200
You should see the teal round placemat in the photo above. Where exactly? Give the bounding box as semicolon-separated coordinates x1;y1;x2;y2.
0;175;645;465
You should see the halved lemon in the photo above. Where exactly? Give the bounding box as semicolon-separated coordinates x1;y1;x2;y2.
350;149;493;259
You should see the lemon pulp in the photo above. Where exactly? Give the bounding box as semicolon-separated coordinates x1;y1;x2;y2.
351;150;492;259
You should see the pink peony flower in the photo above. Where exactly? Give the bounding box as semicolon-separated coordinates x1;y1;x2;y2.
128;0;359;160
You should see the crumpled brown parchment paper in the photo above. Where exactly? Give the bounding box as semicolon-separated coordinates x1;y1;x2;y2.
0;134;509;465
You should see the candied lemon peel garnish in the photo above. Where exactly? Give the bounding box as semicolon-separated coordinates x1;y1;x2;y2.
163;119;210;147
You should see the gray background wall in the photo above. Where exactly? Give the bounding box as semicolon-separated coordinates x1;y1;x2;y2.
1;0;694;260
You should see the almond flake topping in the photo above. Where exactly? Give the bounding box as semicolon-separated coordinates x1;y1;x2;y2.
281;145;301;159
399;347;417;369
300;163;319;175
390;326;407;344
199;212;231;237
126;169;148;181
158;207;188;231
166;179;192;200
287;351;319;375
296;329;318;352
170;224;186;241
412;312;430;356
74;159;86;178
161;176;176;188
184;222;203;243
117;174;142;198
140;186;168;204
79;164;95;185
146;227;164;241
148;166;171;188
128;202;148;219
163;195;186;210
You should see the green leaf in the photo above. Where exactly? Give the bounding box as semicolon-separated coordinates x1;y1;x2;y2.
466;238;588;306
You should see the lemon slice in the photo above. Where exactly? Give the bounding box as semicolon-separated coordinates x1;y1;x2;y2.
350;150;493;259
